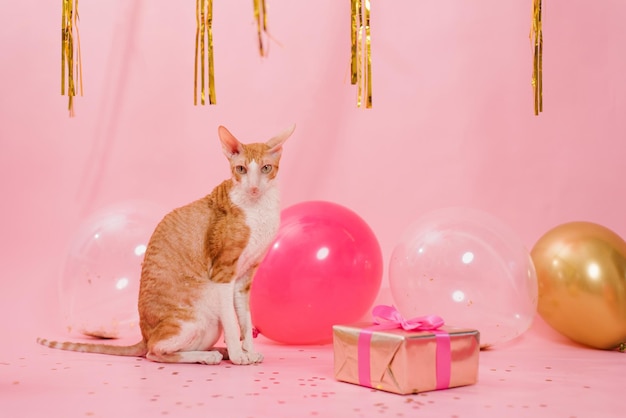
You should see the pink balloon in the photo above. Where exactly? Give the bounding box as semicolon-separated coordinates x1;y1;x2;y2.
251;201;382;345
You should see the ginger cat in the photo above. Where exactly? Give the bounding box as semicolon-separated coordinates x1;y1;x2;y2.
38;124;295;365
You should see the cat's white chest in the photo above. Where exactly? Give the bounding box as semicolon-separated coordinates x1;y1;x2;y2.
234;188;280;273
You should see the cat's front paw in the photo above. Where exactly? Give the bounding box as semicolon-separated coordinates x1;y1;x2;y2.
228;350;264;365
197;350;224;365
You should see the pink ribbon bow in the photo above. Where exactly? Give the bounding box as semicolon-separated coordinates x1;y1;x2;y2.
371;304;445;331
357;305;452;390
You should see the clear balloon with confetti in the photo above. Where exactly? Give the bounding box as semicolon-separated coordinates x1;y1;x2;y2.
389;207;538;348
59;201;164;338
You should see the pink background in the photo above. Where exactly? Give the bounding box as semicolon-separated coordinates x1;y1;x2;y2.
1;1;624;417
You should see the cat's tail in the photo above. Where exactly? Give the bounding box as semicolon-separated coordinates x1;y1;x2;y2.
36;337;147;357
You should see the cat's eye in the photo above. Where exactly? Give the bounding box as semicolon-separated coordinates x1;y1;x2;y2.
261;164;273;174
235;165;247;174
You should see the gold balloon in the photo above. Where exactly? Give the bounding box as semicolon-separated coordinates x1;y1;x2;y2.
531;222;626;349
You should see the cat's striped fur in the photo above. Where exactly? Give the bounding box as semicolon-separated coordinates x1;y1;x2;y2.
37;124;295;365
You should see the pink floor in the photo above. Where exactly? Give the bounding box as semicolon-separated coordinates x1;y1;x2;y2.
2;318;621;418
2;1;625;417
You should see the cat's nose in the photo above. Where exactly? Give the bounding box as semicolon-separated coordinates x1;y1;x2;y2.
250;187;260;195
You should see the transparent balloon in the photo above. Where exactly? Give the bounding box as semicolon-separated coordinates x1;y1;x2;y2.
389;207;538;348
251;201;383;345
60;201;164;338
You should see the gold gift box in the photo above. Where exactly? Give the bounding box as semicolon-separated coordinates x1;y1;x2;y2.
333;323;480;395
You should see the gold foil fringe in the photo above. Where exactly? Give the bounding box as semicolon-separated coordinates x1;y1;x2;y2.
61;0;83;117
350;0;372;108
253;0;269;57
531;0;543;115
195;0;216;105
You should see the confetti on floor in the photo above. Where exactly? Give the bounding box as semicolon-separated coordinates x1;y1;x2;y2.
0;319;622;418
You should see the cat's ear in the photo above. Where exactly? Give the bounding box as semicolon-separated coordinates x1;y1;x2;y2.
218;126;244;158
266;124;295;155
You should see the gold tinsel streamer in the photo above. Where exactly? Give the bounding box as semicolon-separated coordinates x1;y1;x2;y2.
253;0;269;57
531;0;543;115
61;0;83;117
350;0;372;108
195;0;216;105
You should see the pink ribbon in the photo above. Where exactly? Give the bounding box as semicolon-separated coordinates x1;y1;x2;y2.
357;305;451;390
